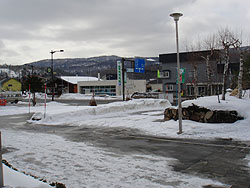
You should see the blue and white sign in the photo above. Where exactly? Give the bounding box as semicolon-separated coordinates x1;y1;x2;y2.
134;58;145;73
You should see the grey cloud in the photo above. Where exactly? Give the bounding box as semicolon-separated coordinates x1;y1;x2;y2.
0;0;250;65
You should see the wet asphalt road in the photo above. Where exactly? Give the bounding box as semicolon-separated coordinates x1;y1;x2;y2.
1;113;250;188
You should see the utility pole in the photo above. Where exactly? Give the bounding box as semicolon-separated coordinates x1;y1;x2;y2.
50;50;64;101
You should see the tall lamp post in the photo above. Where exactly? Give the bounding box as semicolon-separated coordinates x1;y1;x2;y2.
170;12;183;134
50;49;64;101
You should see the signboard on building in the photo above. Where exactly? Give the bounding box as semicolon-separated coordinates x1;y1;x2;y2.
176;68;185;84
117;60;122;86
126;68;134;73
134;58;145;73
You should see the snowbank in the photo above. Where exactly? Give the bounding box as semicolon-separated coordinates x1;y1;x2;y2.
182;92;250;119
0;101;68;116
166;92;250;141
2;92;250;141
30;99;170;125
3;164;52;188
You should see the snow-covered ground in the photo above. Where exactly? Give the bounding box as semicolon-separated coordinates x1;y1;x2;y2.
2;129;226;188
25;92;250;141
1;92;250;187
3;163;52;188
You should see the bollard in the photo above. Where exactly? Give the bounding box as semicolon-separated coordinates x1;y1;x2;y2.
0;132;4;187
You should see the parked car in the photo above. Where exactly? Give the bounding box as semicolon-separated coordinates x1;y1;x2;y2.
131;92;160;99
0;91;23;104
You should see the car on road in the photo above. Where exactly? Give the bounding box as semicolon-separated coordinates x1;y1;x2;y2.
0;91;23;104
131;92;160;99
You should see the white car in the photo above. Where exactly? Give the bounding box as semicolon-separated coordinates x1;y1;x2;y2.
0;91;23;104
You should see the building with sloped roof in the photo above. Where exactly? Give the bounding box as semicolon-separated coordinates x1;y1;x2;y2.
54;76;99;94
0;78;22;91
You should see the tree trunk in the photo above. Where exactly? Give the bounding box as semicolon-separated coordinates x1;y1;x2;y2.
32;92;36;106
205;55;212;96
238;52;244;99
194;65;198;99
222;48;230;100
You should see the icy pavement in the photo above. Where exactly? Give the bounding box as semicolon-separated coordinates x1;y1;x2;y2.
2;129;226;188
1;95;250;187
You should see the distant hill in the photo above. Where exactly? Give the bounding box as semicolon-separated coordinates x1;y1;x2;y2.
30;55;160;79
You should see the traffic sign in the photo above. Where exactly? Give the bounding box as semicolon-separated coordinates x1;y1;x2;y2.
134;58;145;73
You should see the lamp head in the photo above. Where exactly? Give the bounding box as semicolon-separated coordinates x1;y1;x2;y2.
50;49;64;54
170;13;183;21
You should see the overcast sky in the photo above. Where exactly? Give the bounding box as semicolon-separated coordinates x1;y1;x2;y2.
1;0;250;65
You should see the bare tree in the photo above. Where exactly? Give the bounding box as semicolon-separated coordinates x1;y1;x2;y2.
237;46;250;98
242;52;250;90
238;51;244;98
218;28;241;100
201;34;217;96
185;43;202;99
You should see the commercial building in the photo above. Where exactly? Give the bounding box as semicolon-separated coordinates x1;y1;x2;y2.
58;76;99;93
78;79;146;96
159;50;226;100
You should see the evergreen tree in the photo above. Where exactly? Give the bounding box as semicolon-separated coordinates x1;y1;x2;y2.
23;76;44;106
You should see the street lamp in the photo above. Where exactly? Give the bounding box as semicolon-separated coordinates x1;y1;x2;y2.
170;12;183;134
50;49;64;101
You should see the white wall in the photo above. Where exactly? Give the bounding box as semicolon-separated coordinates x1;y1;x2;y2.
124;79;146;95
77;79;146;96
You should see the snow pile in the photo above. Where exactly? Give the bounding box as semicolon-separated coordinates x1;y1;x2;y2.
24;92;48;100
31;99;170;125
2;92;250;141
182;92;250;118
168;92;250;140
3;164;51;188
0;101;68;116
63;93;250;141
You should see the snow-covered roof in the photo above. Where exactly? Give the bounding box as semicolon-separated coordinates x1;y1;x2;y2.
60;76;99;84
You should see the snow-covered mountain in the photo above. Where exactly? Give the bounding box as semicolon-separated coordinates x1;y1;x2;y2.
0;68;19;78
30;55;159;77
0;55;159;79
